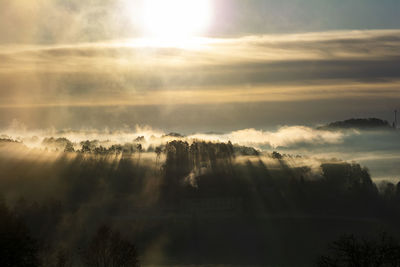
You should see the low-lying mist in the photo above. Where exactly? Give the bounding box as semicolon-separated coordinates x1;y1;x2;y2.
2;119;399;181
1;123;400;266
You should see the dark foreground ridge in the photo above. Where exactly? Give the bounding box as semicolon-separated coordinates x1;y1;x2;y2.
1;139;400;266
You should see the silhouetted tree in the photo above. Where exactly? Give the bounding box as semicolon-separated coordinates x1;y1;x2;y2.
81;225;139;267
81;142;91;153
321;163;376;195
64;142;75;153
318;233;400;267
136;143;143;166
0;199;39;267
134;136;145;142
164;141;190;182
380;182;397;200
155;146;163;169
272;151;283;159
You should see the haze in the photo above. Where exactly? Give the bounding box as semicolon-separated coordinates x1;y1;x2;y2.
1;1;400;266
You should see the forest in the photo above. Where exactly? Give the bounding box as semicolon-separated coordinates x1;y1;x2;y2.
1;136;400;266
2;0;400;265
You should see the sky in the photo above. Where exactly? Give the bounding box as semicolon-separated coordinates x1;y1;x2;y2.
0;0;400;132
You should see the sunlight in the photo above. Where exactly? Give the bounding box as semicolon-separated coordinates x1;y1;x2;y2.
140;0;212;41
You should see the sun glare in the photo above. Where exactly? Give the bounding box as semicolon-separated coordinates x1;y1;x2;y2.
141;0;212;41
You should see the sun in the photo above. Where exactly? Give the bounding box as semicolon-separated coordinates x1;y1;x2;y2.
141;0;212;40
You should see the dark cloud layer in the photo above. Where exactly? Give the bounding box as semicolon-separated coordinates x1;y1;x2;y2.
0;30;400;108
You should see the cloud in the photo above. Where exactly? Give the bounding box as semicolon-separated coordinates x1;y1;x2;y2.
0;0;137;44
1;117;348;150
189;126;347;148
4;120;400;182
0;30;400;107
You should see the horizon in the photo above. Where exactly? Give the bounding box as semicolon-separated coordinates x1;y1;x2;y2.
0;1;400;131
1;1;400;266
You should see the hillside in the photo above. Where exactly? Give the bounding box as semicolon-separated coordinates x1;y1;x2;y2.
318;118;393;130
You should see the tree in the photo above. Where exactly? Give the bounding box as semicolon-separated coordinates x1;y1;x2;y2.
155;146;163;169
64;143;75;153
0;199;39;267
164;141;190;182
81;225;139;267
55;249;73;267
134;136;145;143
318;233;400;267
136;144;143;166
272;151;283;160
